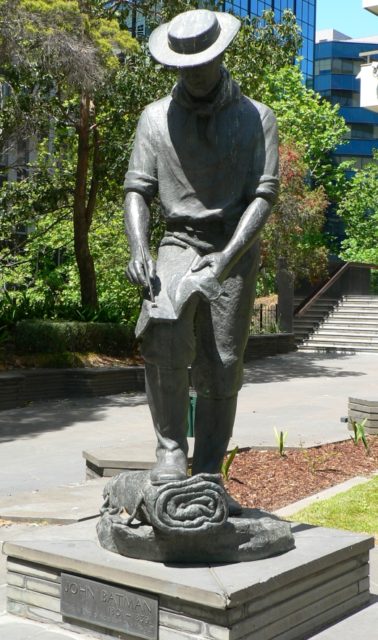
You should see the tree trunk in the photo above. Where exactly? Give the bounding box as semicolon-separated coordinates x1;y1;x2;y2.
73;92;98;309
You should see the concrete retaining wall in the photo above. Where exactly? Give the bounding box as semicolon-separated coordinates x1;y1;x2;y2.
0;334;296;411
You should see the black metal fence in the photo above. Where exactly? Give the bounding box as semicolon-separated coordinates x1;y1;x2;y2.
250;304;279;334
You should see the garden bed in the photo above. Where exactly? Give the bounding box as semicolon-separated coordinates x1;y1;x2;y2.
225;436;378;513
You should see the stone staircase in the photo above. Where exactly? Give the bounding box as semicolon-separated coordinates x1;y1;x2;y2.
297;295;378;353
293;297;340;344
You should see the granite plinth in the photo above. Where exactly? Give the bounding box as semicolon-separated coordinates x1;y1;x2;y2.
2;519;374;640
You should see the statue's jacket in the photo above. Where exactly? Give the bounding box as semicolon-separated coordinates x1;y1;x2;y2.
124;73;279;335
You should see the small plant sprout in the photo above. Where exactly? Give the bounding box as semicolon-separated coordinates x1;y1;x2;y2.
221;446;239;481
274;428;288;457
350;419;370;454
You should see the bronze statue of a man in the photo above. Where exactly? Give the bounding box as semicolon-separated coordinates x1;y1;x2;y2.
124;9;279;488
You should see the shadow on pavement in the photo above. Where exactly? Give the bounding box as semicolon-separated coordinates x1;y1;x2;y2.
0;393;147;443
243;352;366;385
0;352;372;443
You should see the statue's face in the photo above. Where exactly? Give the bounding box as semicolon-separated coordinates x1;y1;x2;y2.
179;56;222;98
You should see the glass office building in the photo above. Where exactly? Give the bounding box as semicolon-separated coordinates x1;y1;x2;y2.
221;0;317;80
315;29;378;238
315;31;378;168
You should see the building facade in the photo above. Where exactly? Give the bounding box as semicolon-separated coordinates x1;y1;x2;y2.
222;0;316;79
315;30;378;170
315;29;378;238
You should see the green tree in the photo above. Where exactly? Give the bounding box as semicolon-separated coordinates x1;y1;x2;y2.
0;0;138;309
225;9;302;98
0;41;172;325
0;6;348;324
261;143;329;287
225;15;348;201
225;12;348;287
337;153;378;264
257;64;349;199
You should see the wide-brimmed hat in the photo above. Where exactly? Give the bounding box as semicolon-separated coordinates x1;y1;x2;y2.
148;9;240;68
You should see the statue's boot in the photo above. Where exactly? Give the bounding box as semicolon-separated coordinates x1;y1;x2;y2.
145;363;189;485
191;395;242;515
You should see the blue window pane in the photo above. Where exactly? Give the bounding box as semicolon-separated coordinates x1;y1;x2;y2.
226;0;315;82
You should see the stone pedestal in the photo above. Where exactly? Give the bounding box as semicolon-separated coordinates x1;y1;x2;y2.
2;519;374;640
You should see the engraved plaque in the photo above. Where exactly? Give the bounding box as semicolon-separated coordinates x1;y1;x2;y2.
61;573;158;639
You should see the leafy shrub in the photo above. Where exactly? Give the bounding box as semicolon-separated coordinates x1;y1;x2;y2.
14;320;135;356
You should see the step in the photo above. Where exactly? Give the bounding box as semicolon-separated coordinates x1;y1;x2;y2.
328;312;378;319
294;313;334;322
339;300;378;306
339;304;378;311
300;345;378;352
294;329;320;336
314;337;378;344
293;321;321;329
302;338;378;347
343;295;378;303
315;329;378;337
323;319;378;326
306;336;378;345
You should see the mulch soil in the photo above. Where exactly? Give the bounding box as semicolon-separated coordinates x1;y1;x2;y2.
225;436;378;512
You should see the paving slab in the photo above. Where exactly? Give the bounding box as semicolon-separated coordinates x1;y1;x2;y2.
0;352;377;637
309;600;378;639
0;614;97;639
0;479;107;524
236;352;378;448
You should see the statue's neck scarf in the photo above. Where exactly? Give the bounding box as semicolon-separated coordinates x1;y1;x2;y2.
171;66;240;142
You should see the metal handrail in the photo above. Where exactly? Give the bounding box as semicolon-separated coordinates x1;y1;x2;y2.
294;262;378;318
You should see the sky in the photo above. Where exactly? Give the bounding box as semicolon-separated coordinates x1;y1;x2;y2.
316;0;378;38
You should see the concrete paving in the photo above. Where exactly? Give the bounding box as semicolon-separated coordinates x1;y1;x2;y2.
0;614;96;639
0;351;377;638
0;479;107;524
1;352;378;497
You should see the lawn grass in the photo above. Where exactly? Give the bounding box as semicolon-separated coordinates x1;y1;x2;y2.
291;475;378;538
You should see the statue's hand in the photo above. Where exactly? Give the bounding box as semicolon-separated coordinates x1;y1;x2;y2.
191;251;230;283
126;251;156;288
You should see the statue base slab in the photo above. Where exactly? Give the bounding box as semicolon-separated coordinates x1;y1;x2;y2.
3;519;374;640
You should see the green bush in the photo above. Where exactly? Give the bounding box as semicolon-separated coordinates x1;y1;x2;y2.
14;320;135;356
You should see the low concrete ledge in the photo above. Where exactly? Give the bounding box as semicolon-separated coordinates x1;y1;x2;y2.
0;334;296;412
244;333;297;361
0;366;145;412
